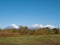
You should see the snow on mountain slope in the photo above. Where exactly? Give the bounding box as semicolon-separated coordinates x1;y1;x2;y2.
44;25;55;29
5;24;19;29
29;24;56;29
29;24;44;29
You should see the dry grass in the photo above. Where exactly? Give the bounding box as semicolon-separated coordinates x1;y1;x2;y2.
0;35;60;45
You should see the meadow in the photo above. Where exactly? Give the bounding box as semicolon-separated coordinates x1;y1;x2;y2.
0;35;60;45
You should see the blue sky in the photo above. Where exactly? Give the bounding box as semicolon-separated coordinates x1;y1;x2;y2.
0;0;60;28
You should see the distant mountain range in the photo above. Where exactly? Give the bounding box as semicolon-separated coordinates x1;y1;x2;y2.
29;24;56;29
5;24;56;29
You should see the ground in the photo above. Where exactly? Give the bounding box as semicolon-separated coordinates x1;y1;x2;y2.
0;35;60;45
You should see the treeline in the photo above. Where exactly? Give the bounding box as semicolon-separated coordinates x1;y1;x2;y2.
0;26;60;37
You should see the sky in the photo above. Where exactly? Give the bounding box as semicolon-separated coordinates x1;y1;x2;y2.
0;0;60;28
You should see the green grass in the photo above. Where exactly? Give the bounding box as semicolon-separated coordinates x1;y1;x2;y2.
0;35;60;45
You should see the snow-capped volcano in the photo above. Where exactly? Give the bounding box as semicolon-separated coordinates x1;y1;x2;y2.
29;24;44;29
5;24;19;29
29;24;56;29
44;25;55;29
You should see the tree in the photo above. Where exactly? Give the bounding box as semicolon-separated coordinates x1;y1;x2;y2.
52;28;59;34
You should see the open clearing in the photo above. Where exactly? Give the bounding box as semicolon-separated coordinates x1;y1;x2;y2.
0;35;60;45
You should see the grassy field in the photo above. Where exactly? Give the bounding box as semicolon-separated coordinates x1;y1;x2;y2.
0;35;60;45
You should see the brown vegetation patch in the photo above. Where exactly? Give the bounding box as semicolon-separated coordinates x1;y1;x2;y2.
0;42;16;45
